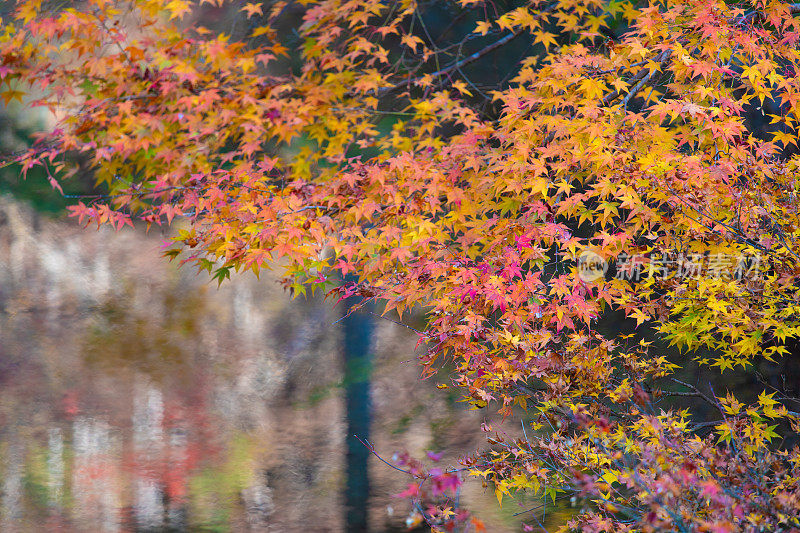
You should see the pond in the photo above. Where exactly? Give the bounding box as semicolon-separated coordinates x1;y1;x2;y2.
0;196;569;531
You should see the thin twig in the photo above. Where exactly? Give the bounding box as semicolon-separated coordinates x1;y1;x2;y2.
353;434;415;475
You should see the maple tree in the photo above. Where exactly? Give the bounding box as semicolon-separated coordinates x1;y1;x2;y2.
5;0;800;530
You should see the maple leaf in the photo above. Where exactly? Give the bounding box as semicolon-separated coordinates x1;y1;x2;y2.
535;32;557;50
401;34;424;53
680;102;706;117
166;0;192;19
241;2;263;18
452;80;472;96
474;21;492;35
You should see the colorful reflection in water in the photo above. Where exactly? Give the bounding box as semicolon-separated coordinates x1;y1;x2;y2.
0;197;569;531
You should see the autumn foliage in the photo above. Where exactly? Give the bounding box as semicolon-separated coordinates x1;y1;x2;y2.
5;0;800;529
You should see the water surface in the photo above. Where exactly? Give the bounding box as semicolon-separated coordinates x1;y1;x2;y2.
0;197;543;532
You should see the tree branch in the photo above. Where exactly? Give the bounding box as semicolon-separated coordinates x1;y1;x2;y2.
379;4;557;97
602;50;672;107
379;31;524;97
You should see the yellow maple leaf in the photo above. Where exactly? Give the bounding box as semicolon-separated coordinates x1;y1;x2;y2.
452;80;473;96
241;2;263;18
535;31;557;50
474;21;492;35
166;0;191;19
401;34;424;53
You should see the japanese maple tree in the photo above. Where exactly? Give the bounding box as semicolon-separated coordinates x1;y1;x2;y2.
4;0;800;530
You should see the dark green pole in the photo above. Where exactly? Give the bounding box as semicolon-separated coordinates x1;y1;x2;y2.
342;290;373;532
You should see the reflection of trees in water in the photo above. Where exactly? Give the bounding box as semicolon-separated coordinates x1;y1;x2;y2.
0;197;541;531
82;287;208;383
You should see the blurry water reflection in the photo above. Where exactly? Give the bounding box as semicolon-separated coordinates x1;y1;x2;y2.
0;197;567;531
